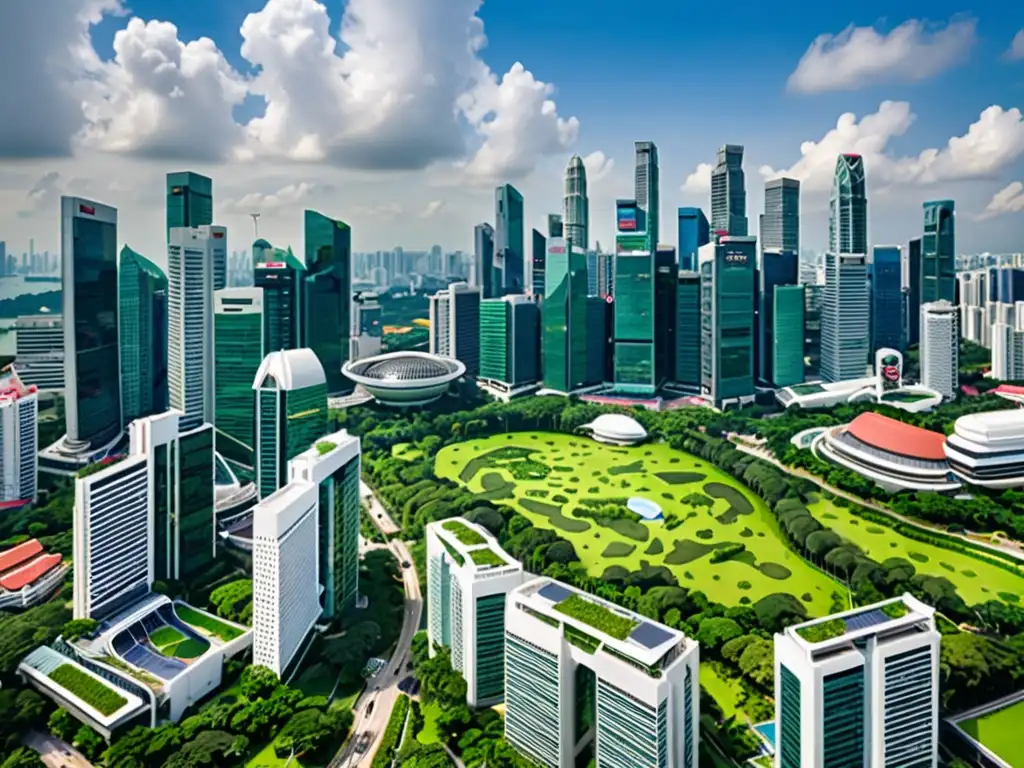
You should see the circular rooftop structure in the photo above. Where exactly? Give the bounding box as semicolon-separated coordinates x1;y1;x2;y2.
342;351;465;407
577;413;648;446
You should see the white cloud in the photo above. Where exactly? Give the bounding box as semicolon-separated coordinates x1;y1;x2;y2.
681;162;713;196
1006;29;1024;61
581;151;613;182
420;200;446;219
221;182;314;215
787;17;976;94
17;172;64;218
352;203;403;220
977;182;1024;220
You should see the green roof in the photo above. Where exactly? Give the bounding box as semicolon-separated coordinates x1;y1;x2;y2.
468;548;505;567
441;519;486;546
554;594;638;641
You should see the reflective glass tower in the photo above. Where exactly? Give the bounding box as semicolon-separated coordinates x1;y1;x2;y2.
166;171;212;241
700;237;756;406
635;141;660;245
829;154;867;255
303;210;352;394
871;246;904;352
496;185;525;294
711;145;748;236
254;244;305;354
821;253;869;382
118;245;167;426
563;156;588;250
531;228;546;298
677;208;710;272
473;223;496;298
758;249;799;385
215;287;264;473
921;200;956;305
542;239;589;393
762;178;800;253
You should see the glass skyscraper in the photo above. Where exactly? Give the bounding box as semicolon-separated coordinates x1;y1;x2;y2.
303;210;351;394
921;200;956;305
829;154;868;255
675;271;701;389
214;287;264;473
871;246;903;352
906;238;922;346
821;253;869;382
118;245;167;426
762;178;800;253
531;228;546;298
758;249;799;385
711;145;748;236
166;171;212;240
634;141;660;245
547;213;564;239
773;285;805;387
614;233;657;393
563;156;588;249
473;223;496;298
700;237;756;406
479;296;540;390
254;244;305;354
542;239;589;393
677;208;710;272
495;185;525;294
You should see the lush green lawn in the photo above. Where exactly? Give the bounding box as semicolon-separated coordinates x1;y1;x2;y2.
960;698;1024;767
417;700;442;745
392;442;423;461
808;498;1024;606
175;604;246;641
436;432;841;613
163;637;209;659
149;626;185;647
246;741;313;768
700;663;743;720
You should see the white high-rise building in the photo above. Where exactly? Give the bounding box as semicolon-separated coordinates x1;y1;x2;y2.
168;227;215;431
957;269;989;348
252;480;321;677
428;282;481;375
635;141;660;245
197;225;228;291
563;155;589;250
991;319;1024;380
0;366;38;503
504;577;700;768
425;518;525;707
921;300;959;399
774;594;939;768
14;315;64;392
820;252;869;382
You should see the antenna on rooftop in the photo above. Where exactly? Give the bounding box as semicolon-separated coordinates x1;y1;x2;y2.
250;213;261;238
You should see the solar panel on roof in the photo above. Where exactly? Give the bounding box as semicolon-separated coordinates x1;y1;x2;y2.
630;621;673;649
843;608;892;632
537;582;572;603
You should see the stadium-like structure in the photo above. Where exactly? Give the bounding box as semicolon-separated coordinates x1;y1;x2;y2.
342;351;465;406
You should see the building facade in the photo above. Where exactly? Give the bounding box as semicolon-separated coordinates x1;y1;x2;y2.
303;210;351;394
547;214;564;239
479;296;540;394
15;315;64;392
762;178;800;253
634;141;660;246
0;367;38;503
700;237;756;408
674;271;701;389
429;282;482;376
921;200;956;305
473;224;496;298
821;253;869;383
496;185;525;294
614;231;657;393
921;301;959;400
906;237;923;347
254;246;305;354
214;288;264;472
197;225;227;292
542;240;589;394
758;249;799;385
119;245;167;426
531;228;546;298
773;285;806;388
829;154;868;256
871;246;903;352
563;156;589;251
165;172;212;240
710;145;747;237
677;208;710;273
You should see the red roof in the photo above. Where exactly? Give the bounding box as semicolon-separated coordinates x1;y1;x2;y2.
0;553;62;591
0;539;43;573
845;412;947;461
993;384;1024;395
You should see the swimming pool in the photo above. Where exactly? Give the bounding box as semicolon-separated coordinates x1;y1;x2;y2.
626;496;663;521
753;721;776;754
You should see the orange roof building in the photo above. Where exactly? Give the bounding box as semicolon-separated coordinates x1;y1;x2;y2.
0;538;67;608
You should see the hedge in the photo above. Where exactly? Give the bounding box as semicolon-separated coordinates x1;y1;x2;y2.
370;693;410;768
49;664;128;715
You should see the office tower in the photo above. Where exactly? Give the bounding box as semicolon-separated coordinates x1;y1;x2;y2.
166;172;212;240
15;315;64;391
774;594;939;768
635;141;660;245
921;301;959;399
547;213;564;239
303;210;352;394
426;518;525;707
700;237;757;407
872;246;903;352
563;155;589;250
711;145;748;236
906;238;923;346
585;296;609;386
118;245;168;426
821;253;869;382
252;479;321;677
254;246;305;353
531;229;546;298
595;252;614;299
773;285;805;388
214;288;264;471
350;292;382;362
429;282;482;376
542;239;589;393
195;225;227;292
495;185;525;294
613;207;657;393
504;577;700;768
655;246;677;386
0;366;38;504
762;178;800;253
287;429;361;619
479;296;541;394
758;249;799;385
829;154;868;255
677;208;710;272
675;271;701;389
473;223;496;298
253;349;328;500
61;196;121;451
922;200;956;305
167;228;215;431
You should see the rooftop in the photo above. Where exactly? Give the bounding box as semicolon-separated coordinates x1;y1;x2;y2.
845;412;947;461
952;408;1024;443
786;594;933;651
253;348;326;392
432;518;518;572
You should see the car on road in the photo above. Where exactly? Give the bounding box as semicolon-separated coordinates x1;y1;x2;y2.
401;560;411;568
365;700;375;715
355;732;373;754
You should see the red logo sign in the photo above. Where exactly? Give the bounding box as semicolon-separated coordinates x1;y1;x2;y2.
548;247;566;254
618;220;636;231
605;295;614;304
79;205;95;216
212;232;224;239
262;262;286;268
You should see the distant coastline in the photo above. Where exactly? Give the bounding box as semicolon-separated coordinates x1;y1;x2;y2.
0;289;60;319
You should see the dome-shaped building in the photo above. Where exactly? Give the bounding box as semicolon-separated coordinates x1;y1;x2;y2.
342;351;465;407
577;413;648;446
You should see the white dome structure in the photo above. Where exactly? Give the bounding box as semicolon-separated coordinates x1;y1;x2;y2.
342;351;465;407
578;413;648;446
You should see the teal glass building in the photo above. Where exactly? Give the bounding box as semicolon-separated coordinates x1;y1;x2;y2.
166;171;212;240
214;288;264;474
829;154;867;255
479;296;540;391
303;210;352;394
254;244;305;354
542;240;589;393
921;200;955;305
118;245;167;426
772;285;805;387
613;232;656;393
496;185;525;294
675;271;701;389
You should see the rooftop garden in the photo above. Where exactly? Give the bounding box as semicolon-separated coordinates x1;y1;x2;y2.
796;618;847;643
76;456;124;479
316;440;337;456
442;519;485;546
468;548;505;567
789;383;825;395
174;604;245;642
554;593;638;641
49;663;128;715
440;538;465;567
880;391;932;403
880;601;910;619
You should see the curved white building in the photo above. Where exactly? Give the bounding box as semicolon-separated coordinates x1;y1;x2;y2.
945;409;1024;488
342;351;464;407
578;413;648;445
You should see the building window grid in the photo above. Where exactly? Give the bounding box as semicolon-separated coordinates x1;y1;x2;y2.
504;634;560;768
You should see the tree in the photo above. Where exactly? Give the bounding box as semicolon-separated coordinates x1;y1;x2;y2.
753;593;807;633
464;507;503;536
240;665;279;699
0;747;45;768
163;730;240;768
695;618;744;656
73;725;105;761
61;618;99;642
47;708;77;743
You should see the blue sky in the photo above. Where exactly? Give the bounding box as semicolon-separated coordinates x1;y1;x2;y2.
2;0;1023;258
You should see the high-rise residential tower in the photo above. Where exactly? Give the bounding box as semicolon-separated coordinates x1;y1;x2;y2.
762;178;800;253
303;210;352;394
872;246;904;352
710;145;747;237
14;315;64;392
118;245;168;426
635;141;660;246
167;228;215;432
921;200;956;305
473;223;496;298
214;288;264;472
166;172;212;241
542;239;589;393
429;282;482;376
677;208;710;272
563;155;589;250
921;300;959;400
829;154;868;256
495;185;525;294
821;252;869;382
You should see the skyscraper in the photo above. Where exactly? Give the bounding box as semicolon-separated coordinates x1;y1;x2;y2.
429;282;482;376
479;295;540;394
762;178;800;253
563;155;589;250
197;225;227;291
547;213;564;239
14;315;64;392
821;253;869;382
531;228;546;298
871;246;903;352
61;196;121;452
495;185;525;294
710;145;748;237
542;239;589;393
921;200;956;305
829;154;868;256
758;249;799;385
168;228;215;432
254;245;305;353
635;141;660;246
303;210;352;394
118;245;167;426
253;349;328;500
655;246;677;387
700;237;756;407
921;301;959;400
772;285;805;388
166;172;212;241
0;366;38;504
473;223;496;298
677;208;710;272
675;271;701;389
614;222;657;393
906;238;923;346
214;288;264;472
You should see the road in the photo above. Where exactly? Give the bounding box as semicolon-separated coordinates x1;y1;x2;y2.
733;440;1024;563
331;489;422;768
25;730;94;768
361;479;400;536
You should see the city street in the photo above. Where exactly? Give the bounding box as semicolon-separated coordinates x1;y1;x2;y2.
25;729;95;768
360;479;400;536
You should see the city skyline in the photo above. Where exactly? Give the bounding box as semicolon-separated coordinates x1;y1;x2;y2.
2;1;1023;261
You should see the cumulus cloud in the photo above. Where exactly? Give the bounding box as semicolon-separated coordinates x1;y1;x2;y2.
221;182;314;215
581;151;614;182
1006;29;1024;61
17;172;65;219
788;17;976;94
420;200;446;219
681;163;713;196
977;182;1024;220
